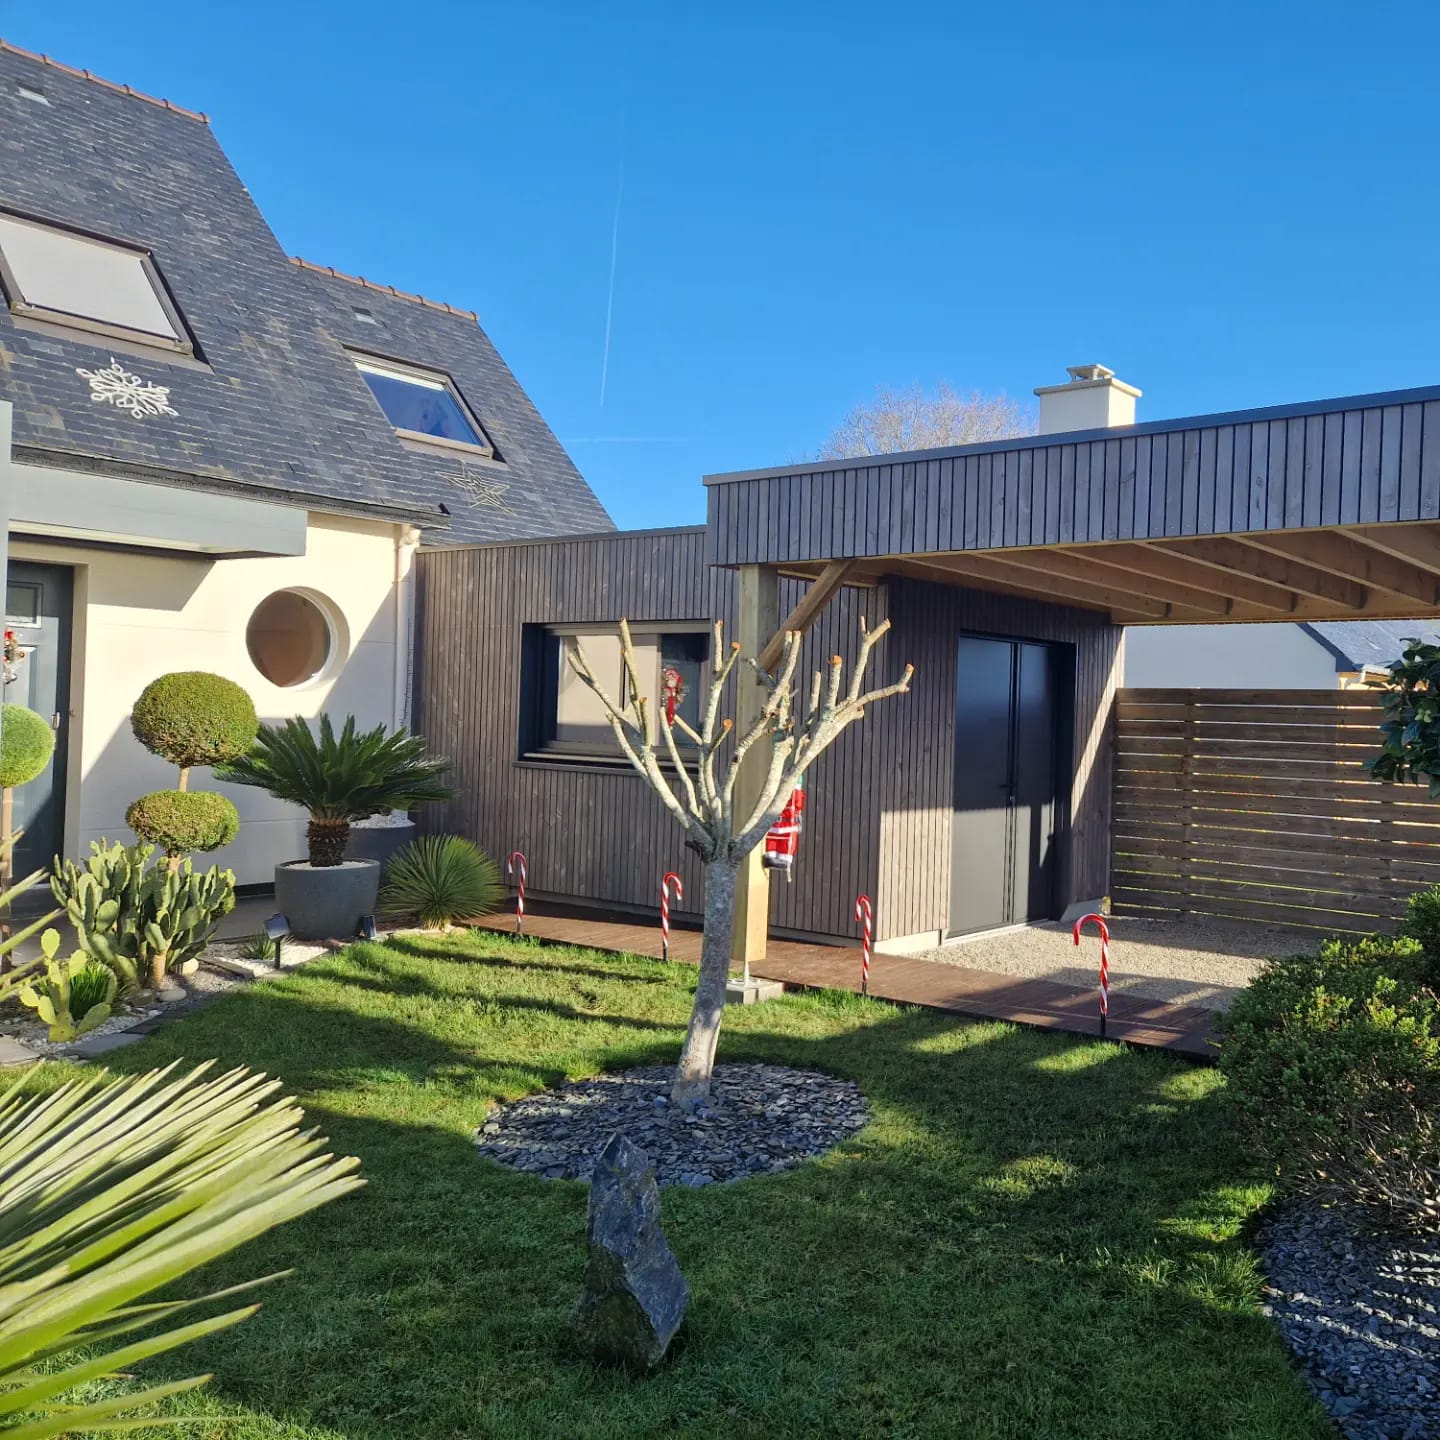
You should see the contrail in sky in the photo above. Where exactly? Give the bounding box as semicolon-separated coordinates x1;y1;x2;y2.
599;114;625;408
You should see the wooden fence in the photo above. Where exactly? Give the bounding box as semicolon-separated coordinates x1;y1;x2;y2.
1111;687;1440;934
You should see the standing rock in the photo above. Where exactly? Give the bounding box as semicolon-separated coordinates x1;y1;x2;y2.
574;1133;688;1371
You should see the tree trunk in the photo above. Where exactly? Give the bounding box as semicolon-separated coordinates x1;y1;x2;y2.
670;856;739;1106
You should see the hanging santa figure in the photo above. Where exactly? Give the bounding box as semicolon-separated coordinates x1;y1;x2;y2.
762;775;806;881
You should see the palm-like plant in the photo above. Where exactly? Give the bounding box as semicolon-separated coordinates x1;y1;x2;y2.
0;841;362;1435
215;716;454;867
0;1062;361;1436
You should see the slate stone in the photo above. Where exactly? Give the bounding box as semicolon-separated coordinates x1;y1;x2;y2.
574;1134;688;1372
61;1030;146;1058
0;1036;40;1066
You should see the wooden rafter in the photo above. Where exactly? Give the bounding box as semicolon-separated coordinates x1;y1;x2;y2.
758;557;859;672
987;548;1230;615
1340;523;1440;574
1237;530;1440;606
1083;542;1299;612
1155;537;1367;609
886;552;1171;618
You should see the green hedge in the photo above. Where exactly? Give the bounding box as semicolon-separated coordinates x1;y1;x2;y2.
0;704;55;789
126;790;240;856
131;673;258;770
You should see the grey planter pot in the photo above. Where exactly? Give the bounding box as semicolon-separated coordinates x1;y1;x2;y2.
274;860;381;941
346;822;415;871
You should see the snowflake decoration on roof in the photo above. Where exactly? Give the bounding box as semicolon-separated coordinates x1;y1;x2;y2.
452;460;516;516
74;358;178;420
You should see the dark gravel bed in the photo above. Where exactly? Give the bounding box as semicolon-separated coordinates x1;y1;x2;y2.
1259;1203;1439;1440
474;1063;869;1186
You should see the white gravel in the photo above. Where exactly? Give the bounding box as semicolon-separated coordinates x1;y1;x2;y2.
912;913;1323;1012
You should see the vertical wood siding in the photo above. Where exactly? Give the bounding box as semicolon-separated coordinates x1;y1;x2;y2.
706;392;1440;566
415;536;1120;944
874;580;1121;938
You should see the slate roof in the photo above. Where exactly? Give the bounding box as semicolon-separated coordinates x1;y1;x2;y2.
1301;620;1440;671
0;41;613;543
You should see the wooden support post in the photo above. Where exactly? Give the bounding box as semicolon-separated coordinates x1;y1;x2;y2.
732;564;780;971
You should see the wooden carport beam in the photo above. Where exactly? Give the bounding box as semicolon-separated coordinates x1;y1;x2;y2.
1154;537;1367;609
886;552;1172;618
1339;524;1440;577
1087;543;1299;613
987;548;1231;615
1236;530;1440;606
758;557;859;672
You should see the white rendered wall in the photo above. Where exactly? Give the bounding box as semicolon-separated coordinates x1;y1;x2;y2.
10;511;414;885
1121;623;1338;690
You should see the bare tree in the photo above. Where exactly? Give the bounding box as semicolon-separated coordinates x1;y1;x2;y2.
568;617;912;1104
817;380;1034;460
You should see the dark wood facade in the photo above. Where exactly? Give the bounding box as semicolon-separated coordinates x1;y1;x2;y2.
413;529;1120;944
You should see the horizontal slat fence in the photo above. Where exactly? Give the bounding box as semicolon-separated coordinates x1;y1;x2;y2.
1111;687;1440;934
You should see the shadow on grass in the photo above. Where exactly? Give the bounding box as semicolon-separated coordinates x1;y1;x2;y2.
71;934;1328;1440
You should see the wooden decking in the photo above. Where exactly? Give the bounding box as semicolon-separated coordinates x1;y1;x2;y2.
472;906;1218;1060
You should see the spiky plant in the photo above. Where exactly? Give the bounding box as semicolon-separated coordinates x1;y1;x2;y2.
0;1061;361;1435
378;835;502;929
215;715;454;867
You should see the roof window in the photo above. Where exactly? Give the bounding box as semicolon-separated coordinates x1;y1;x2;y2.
352;354;494;455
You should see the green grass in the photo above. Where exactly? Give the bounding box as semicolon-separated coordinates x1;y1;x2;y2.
66;930;1326;1439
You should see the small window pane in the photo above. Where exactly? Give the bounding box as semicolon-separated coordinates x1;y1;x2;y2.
355;360;484;446
246;590;333;688
0;213;177;338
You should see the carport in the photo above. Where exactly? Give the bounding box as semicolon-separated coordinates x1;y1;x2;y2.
708;370;1440;965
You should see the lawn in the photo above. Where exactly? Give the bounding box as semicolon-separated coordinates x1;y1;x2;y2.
70;930;1326;1439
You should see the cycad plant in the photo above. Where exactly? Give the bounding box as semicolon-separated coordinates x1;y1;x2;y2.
216;715;453;867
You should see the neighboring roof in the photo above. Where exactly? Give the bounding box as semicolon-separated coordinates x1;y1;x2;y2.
0;43;613;544
1301;620;1440;672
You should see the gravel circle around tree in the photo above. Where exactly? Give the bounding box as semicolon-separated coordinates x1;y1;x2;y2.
474;1063;869;1186
1258;1203;1439;1440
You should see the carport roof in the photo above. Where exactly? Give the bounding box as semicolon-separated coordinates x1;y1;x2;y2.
705;381;1440;625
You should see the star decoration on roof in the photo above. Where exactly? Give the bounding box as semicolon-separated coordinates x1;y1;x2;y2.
451;460;516;516
75;358;178;420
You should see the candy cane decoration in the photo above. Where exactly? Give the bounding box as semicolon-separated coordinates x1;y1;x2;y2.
506;851;527;934
660;872;683;961
855;894;873;996
1071;912;1110;1035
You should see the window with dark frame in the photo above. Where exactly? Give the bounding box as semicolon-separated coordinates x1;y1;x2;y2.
520;623;711;764
0;209;193;353
351;354;495;455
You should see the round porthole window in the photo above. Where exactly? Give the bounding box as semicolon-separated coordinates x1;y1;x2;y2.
246;589;341;688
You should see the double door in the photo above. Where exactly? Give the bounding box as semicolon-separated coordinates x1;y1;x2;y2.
949;635;1067;936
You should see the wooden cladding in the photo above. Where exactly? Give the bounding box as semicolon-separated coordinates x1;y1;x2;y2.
1111;687;1440;934
707;389;1440;567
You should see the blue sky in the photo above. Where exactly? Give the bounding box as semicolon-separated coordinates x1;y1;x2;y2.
6;2;1439;530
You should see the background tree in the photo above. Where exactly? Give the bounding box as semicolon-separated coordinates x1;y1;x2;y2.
569;617;911;1105
1368;638;1440;793
816;380;1034;460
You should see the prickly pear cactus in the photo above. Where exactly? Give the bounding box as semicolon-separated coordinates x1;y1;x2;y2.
17;930;116;1042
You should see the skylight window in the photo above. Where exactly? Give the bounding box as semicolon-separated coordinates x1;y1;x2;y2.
0;210;191;352
353;356;493;454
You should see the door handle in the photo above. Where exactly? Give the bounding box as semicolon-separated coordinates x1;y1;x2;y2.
51;712;61;730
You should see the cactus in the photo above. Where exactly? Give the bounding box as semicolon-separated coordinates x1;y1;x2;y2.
51;840;235;993
17;930;116;1042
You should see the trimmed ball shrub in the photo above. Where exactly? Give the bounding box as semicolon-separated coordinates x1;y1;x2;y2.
126;790;240;856
378;835;501;929
1220;936;1440;1231
131;672;258;771
0;704;55;789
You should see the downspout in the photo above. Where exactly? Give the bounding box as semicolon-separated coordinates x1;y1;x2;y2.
392;524;419;730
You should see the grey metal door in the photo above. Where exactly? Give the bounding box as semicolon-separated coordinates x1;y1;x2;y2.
5;562;71;881
949;636;1063;936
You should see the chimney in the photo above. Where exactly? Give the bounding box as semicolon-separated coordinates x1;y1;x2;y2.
1034;363;1141;435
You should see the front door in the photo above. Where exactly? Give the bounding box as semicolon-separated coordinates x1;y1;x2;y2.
5;562;72;882
949;635;1066;936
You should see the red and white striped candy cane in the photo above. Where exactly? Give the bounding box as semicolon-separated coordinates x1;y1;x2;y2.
855;894;873;996
1071;913;1110;1035
660;871;683;961
506;851;527;934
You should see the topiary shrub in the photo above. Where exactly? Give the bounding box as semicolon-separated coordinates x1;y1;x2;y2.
0;704;54;789
131;672;258;776
378;835;501;929
127;791;239;857
1220;937;1440;1231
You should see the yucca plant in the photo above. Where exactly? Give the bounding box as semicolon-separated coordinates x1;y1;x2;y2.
0;1061;362;1435
215;716;454;867
379;835;503;930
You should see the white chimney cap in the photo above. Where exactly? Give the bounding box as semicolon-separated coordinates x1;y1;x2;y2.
1034;363;1141;434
